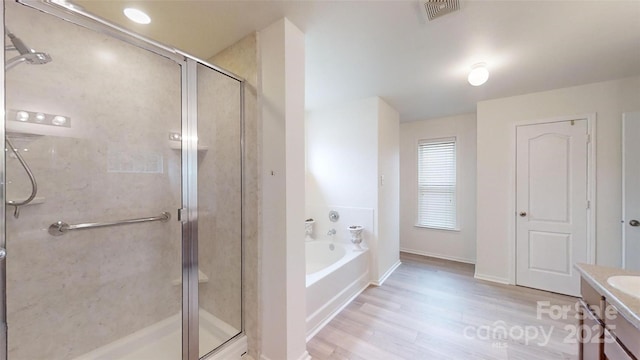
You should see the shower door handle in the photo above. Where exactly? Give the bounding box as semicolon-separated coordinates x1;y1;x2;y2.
0;248;5;260
48;212;171;236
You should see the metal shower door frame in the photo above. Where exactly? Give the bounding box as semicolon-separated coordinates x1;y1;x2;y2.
0;2;7;360
183;58;200;360
1;1;246;359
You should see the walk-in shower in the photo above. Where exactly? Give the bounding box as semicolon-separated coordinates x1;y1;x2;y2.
2;1;246;359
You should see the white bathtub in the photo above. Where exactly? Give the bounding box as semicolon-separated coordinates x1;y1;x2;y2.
305;240;369;340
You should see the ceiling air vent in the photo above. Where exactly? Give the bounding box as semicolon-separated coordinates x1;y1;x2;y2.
423;0;460;21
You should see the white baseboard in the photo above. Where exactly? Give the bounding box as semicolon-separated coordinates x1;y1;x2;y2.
371;260;401;286
260;350;310;360
400;247;476;264
474;272;510;285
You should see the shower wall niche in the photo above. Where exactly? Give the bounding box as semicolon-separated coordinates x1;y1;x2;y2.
3;1;244;359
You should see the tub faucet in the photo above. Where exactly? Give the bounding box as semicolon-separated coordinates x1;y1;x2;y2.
327;228;336;236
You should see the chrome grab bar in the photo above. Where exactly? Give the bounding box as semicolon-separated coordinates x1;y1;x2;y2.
48;212;171;236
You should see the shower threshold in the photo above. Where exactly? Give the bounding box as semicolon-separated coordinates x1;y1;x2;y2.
73;309;239;360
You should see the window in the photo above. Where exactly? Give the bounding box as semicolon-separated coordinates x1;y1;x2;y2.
417;138;457;230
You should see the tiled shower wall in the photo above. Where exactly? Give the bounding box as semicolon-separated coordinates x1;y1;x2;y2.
5;2;182;359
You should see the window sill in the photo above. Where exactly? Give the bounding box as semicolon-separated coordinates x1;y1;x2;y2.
414;224;460;232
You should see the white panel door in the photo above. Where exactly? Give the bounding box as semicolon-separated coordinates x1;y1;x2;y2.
516;120;588;296
623;112;640;271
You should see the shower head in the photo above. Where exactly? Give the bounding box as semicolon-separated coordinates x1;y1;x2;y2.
5;28;52;71
7;31;32;55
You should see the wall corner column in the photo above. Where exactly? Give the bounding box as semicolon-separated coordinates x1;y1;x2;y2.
259;17;308;360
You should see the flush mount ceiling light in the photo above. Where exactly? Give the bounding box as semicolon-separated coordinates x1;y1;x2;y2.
468;63;489;86
123;8;151;24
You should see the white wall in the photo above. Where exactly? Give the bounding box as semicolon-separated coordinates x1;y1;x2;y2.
306;96;400;283
476;76;640;283
284;18;307;360
306;97;379;210
259;18;308;360
306;97;379;283
376;100;401;280
399;113;477;263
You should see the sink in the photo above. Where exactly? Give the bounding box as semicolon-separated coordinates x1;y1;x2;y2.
607;276;640;299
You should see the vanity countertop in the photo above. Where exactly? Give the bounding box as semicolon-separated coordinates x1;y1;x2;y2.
575;263;640;330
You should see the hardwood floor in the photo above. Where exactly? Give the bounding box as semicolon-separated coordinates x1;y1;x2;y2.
307;252;580;360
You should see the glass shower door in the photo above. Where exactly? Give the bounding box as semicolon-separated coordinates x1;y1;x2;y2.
4;2;183;359
196;63;243;357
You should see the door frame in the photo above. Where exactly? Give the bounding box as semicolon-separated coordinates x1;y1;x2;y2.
622;112;629;269
622;111;640;269
508;113;597;285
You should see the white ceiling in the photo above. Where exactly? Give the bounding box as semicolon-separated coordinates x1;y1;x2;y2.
77;0;640;122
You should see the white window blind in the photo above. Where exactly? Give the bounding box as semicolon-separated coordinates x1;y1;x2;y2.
417;138;457;229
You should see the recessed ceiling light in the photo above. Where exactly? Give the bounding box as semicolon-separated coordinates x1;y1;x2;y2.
468;63;489;86
123;8;151;25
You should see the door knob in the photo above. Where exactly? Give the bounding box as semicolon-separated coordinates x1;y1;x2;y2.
519;212;527;217
630;219;640;227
